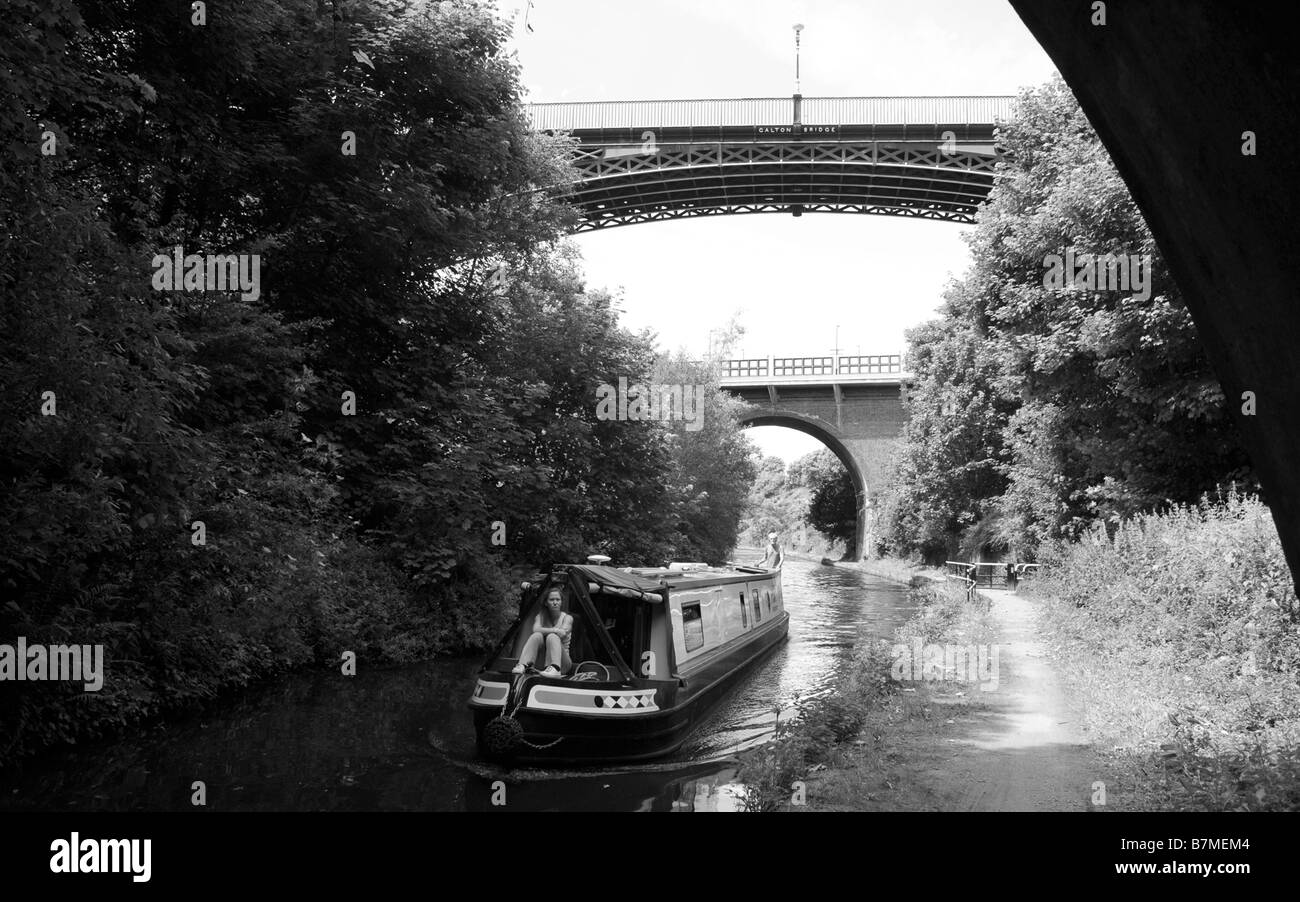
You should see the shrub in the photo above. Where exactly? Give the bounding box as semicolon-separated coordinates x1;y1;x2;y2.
737;641;896;810
1028;489;1300;809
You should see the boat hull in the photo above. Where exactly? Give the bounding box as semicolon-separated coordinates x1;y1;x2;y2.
471;614;789;765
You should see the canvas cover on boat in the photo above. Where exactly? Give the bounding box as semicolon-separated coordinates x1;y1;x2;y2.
569;565;666;597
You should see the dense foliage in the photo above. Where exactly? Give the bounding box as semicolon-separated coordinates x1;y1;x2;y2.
650;349;757;565
792;450;858;554
0;0;755;765
1028;491;1300;810
876;77;1254;563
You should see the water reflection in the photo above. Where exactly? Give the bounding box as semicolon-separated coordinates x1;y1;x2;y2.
461;763;744;812
0;560;912;812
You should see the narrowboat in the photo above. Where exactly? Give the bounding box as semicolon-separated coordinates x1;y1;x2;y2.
468;556;788;765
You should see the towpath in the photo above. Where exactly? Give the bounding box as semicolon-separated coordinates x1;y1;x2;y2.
824;581;1103;811
939;586;1098;810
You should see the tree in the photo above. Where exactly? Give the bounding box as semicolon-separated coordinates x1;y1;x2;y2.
484;245;680;569
652;346;757;564
0;0;666;762
794;450;857;554
751;456;788;501
972;77;1253;540
874;310;1015;562
877;76;1252;561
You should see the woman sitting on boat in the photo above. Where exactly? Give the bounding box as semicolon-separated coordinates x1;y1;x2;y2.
512;588;574;676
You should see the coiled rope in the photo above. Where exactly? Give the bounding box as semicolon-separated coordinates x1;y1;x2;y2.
484;663;613;756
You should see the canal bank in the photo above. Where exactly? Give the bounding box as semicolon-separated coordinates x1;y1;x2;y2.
848;557;947;588
738;562;1104;811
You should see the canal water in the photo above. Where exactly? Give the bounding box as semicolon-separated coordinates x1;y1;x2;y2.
0;559;915;812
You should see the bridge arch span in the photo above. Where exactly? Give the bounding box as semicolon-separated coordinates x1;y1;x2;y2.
529;96;1011;231
725;355;909;562
738;410;870;562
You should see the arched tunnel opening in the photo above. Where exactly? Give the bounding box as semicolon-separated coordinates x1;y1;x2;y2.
739;416;870;562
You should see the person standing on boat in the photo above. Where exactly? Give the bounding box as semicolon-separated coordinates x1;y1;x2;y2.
513;588;574;676
759;532;784;569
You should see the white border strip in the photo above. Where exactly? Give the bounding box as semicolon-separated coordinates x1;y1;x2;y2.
527;684;660;715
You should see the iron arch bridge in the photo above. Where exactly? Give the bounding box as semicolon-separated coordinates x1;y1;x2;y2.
527;96;1015;232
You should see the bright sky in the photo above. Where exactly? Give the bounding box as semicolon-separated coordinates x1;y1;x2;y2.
500;0;1058;462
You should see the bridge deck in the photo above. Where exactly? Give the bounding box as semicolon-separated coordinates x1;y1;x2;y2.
528;96;1016;230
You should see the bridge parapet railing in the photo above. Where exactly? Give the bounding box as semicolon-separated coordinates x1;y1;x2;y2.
773;356;834;377
526;96;1017;132
722;358;770;379
719;354;905;381
802;96;1015;127
837;354;902;375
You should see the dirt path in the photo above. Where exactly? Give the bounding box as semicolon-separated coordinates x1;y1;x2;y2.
925;587;1098;810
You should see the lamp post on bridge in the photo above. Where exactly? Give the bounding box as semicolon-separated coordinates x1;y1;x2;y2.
790;24;806;218
794;24;804;96
792;24;805;128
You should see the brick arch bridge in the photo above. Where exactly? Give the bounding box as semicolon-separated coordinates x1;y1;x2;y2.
720;354;908;560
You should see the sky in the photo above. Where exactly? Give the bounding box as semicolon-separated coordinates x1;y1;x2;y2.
498;1;1059;462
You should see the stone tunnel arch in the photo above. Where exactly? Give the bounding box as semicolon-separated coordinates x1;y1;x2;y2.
739;411;871;562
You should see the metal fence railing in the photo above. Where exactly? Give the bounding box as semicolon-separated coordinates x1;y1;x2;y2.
526;96;1017;131
945;561;978;603
946;561;1040;596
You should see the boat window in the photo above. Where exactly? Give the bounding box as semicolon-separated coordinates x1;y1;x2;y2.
682;603;705;652
739;593;748;629
752;592;762;624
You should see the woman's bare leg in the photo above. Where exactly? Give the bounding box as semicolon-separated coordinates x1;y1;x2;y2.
517;632;544;669
544;633;563;670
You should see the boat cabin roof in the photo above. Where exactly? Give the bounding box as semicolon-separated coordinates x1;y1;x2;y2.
625;565;770;581
564;563;776;595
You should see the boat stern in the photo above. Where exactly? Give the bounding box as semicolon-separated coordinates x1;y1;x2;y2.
469;671;681;764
